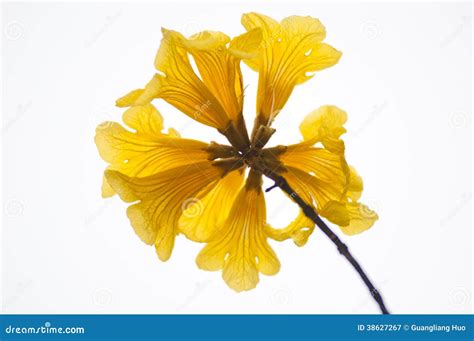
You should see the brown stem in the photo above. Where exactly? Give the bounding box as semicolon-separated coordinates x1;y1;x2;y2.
260;166;390;314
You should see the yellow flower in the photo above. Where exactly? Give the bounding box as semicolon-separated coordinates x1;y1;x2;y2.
241;13;342;129
95;12;378;292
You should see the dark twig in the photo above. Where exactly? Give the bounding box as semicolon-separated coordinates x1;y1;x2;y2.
265;184;278;192
260;166;390;314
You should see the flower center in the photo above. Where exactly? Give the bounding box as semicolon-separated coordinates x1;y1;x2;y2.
207;140;287;176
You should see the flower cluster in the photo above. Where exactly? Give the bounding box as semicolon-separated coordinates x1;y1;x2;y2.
95;12;378;291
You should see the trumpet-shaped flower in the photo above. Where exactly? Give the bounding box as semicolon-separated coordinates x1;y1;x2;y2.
95;12;378;292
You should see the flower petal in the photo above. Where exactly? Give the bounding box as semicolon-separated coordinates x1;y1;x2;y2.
319;200;350;226
241;12;342;121
339;203;378;235
181;30;256;122
156;29;233;129
101;171;115;198
116;76;161;108
267;105;378;236
179;170;244;242
278;160;377;235
283;166;347;210
196;173;280;291
118;29;231;130
95;104;210;197
266;210;314;247
240;13;279;72
277;143;350;209
228;28;263;60
347;166;364;201
122;103;164;134
299;105;347;154
105;162;225;261
279;146;349;185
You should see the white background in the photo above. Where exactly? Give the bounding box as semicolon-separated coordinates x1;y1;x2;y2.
2;1;472;314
